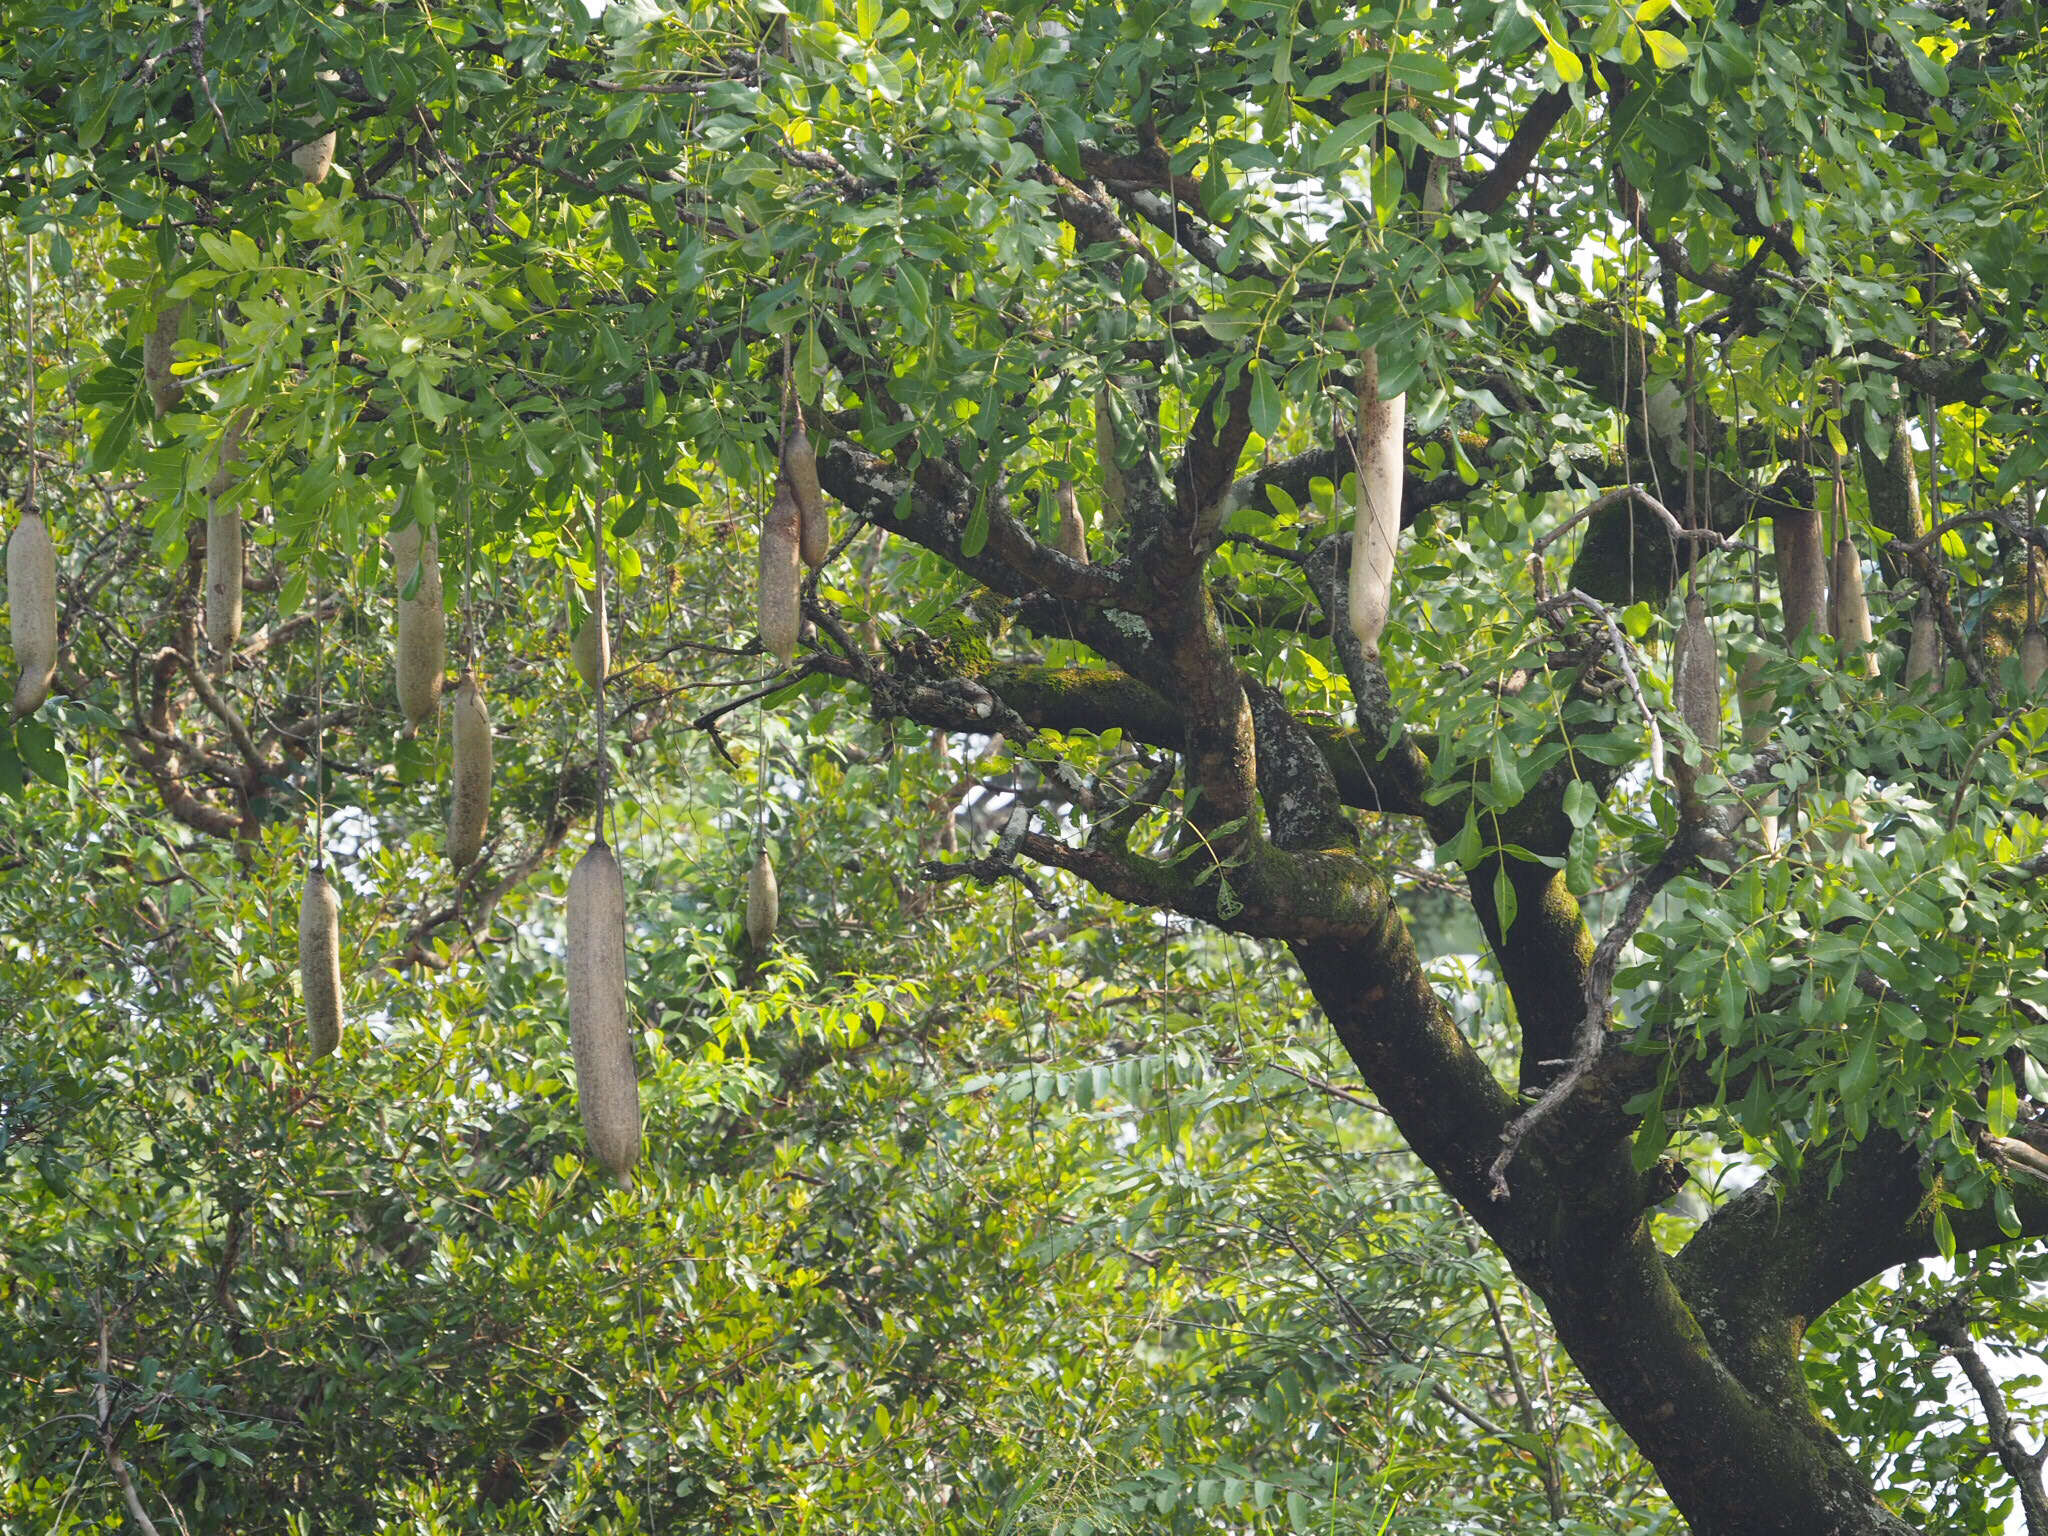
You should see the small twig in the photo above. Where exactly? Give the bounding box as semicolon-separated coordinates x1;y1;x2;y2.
1541;589;1667;781
1275;1226;1515;1441
1219;530;1311;566
95;1307;168;1536
1902;506;2048;556
690;658;825;766
185;4;232;150
1948;702;2033;831
175;647;265;772
1981;1134;2048;1187
1532;484;1732;563
919;802;1057;911
1464;1227;1568;1519
1917;1299;2048;1536
1265;1060;1391;1118
359;189;426;242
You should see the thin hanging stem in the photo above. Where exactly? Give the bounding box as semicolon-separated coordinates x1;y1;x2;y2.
1684;332;1699;598
312;530;327;868
22;222;39;513
2030;483;2041;632
591;497;612;844
1828;379;1848;551
1924;392;1941;538
779;333;794;443
755;466;770;858
1923;390;1949;625
460;445;478;672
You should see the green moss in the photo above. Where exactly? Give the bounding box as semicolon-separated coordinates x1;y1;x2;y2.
921;609;996;678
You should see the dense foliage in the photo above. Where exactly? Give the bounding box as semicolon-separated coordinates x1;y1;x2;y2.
5;1;2048;1533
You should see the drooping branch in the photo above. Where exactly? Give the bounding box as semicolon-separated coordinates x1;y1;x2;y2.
1917;1301;2048;1536
1676;1129;2048;1340
1457;85;1574;218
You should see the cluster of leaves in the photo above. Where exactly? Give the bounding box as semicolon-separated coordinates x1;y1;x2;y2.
2;699;1663;1533
6;0;2048;1531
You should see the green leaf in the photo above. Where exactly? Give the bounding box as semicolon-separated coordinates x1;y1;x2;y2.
1492;861;1518;935
14;719;66;789
1249;365;1284;440
1040;112;1080;179
961;496;990;558
1640;28;1688;69
395;733;432;786
1442;810;1483;869
1566;830;1595;896
1988;1059;2018;1138
1900;36;1948;96
1841;1025;1878;1102
0;731;24;798
1563;778;1596;829
1488;735;1524;806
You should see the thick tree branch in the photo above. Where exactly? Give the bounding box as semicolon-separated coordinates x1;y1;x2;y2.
1457;86;1573;218
1677;1130;2048;1341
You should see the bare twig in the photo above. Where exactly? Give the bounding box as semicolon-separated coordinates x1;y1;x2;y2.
1532;483;1731;564
1917;1299;2048;1536
1541;589;1667;782
1948;703;2034;831
1464;1227;1568;1519
94;1307;168;1536
1275;1226;1515;1442
690;658;825;765
919;803;1056;911
185;4;232;150
1265;1060;1391;1118
1488;844;1688;1200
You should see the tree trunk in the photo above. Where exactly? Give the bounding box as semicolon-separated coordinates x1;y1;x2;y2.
1295;942;1923;1536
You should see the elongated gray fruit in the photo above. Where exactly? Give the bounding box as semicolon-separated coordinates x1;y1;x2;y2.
445;672;492;868
2022;625;2048;697
1670;594;1720;813
1903;604;1941;689
1095;385;1127;526
1672;595;1722;750
299;863;344;1059
745;848;779;950
8;511;58;717
1348;345;1404;648
291;70;342;185
760;480;802;666
1774;504;1828;650
292;130;337;185
389;520;446;726
570;586;609;690
784;423;829;568
567;839;642;1178
204;497;243;657
1830;537;1877;678
1053;479;1087;563
143;303;185;418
